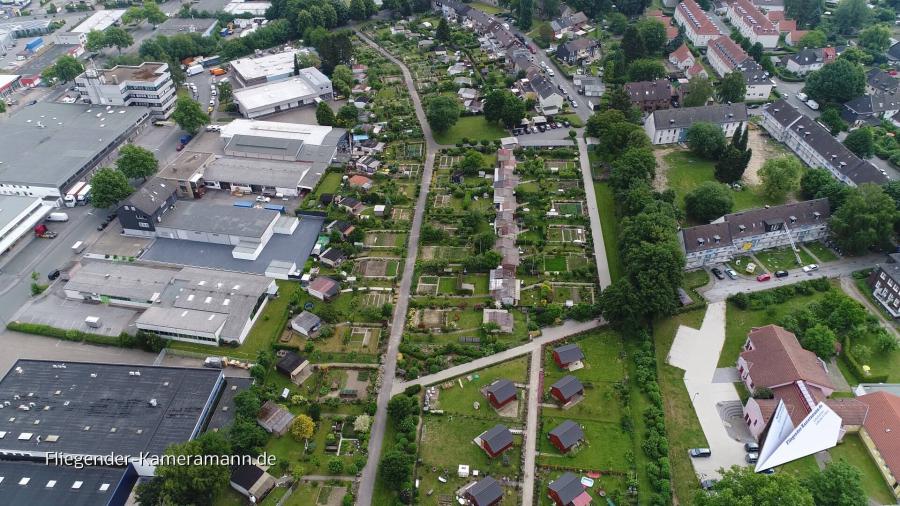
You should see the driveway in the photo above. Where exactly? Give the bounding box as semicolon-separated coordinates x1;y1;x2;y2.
667;301;748;479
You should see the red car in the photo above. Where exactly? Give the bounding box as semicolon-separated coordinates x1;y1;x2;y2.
529;44;536;54
756;273;771;282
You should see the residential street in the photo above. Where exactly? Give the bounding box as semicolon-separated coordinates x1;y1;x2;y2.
355;30;439;506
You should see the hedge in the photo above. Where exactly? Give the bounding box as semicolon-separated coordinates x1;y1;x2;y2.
6;321;130;348
841;335;889;384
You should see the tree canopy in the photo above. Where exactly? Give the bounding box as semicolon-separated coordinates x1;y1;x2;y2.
805;59;865;104
685;181;734;222
830;183;898;255
90;168;133;209
425;95;460;133
683;76;713;107
116;144;158;181
686;122;726;159
316;101;335;126
172;95;209;135
716;71;747;103
803;460;868;506
696;466;814;506
843;127;874;158
41;55;84;83
759;156;803;200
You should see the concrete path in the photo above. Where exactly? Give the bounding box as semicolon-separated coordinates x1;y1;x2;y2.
520;346;542;506
667;301;747;480
577;136;612;289
355;30;439;506
391;318;602;394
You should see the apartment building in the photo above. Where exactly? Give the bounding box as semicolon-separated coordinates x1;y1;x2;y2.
674;0;720;47
643;103;747;145
725;0;780;48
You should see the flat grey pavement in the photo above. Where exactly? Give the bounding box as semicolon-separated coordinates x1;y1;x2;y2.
520;346;542;506
355;30;439;506
392;318;602;394
700;254;884;302
667;301;748;479
14;287;139;337
577;136;612;289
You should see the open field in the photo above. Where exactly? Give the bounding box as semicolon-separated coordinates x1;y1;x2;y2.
829;433;897;505
434;116;508;145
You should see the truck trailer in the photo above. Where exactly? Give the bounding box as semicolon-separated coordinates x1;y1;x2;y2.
64;181;86;208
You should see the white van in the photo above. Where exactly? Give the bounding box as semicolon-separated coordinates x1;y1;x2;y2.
71;241;85;254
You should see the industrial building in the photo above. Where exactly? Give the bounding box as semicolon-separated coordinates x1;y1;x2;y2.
0;103;150;201
0;74;21;98
219;119;348;164
69;9;126;35
0;195;51;255
0;460;136;506
155;18;217;38
202;156;324;197
229;48;306;87
233;67;333;118
74;62;176;118
64;262;277;345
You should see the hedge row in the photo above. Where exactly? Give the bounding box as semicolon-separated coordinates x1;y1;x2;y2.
7;321;129;348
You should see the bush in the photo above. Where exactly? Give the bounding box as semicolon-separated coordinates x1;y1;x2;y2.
6;321;130;347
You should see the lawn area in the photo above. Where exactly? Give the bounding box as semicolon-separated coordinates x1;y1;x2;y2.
434;357;528;420
663;151;783;218
753;247;816;272
537;417;633;469
777;454;819;480
434;116;508;145
594;182;623;282
804;241;840;262
719;282;836;367
264;414;364;476
653;309;709;505
312;171;342;197
829;433;897;505
556;113;584;128
418;416;521;505
470;1;505;14
283;482;326;506
168;279;299;360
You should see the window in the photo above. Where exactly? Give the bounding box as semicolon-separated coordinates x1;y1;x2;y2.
138;222;150;229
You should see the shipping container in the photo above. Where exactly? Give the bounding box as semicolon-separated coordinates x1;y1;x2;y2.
25;37;43;53
264;204;286;213
233;200;253;208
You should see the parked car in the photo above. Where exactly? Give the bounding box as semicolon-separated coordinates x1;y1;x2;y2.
775;270;789;278
47;269;61;281
756;273;771;282
725;268;737;280
711;267;725;280
96;221;108;231
744;442;759;452
689;448;712;458
746;452;759;464
700;479;718;490
802;264;819;273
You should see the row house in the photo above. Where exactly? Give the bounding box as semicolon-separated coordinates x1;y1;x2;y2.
550;11;589;39
624;79;672;113
761;100;888;186
669;43;696;72
643;103;747;145
527;68;564;115
841;91;900;127
867;253;900;319
680;198;830;269
490;149;521;306
725;0;780;48
867;68;900;95
707;36;774;100
674;0;721;47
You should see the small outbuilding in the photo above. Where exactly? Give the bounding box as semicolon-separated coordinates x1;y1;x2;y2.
290;311;322;337
548;419;585;453
464;476;504;506
477;424;514;458
485;378;517;409
230;464;276;502
552;343;585;369
257;400;295;436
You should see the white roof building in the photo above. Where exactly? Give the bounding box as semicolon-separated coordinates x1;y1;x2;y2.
71;10;127;34
233;67;332;119
230;48;302;87
224;1;271;15
0;196;51;255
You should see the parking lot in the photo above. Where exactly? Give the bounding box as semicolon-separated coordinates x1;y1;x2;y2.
14;287;140;337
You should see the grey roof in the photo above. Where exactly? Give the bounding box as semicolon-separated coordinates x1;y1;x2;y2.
0;103;149;188
225;134;305;159
290;310;321;332
682;198;830;254
276;351;308;374
204;157;323;191
0;461;125;506
257;400;294;433
481;424;513;452
551;11;588;32
549;419;584;449
787;48;822;66
486;379;516;403
207;376;252;432
551;375;584;399
889;41;900;61
650;103;748;130
466;476;503;506
786;113;887;185
0;195;42;228
553;344;585;364
63;261;177;302
531;74;559;100
124;178;175;215
231;464;266;490
867;68;900;93
0;359;222;457
625;79;671;102
159;201;278;238
320;247;346;262
549;472;586;504
752;0;784;6
738;59;773;86
764;99;802;127
137;305;227;334
155;17;216;37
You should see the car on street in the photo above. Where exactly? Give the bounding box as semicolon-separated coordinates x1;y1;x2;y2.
571;101;578;108
711;267;724;280
746;452;759;464
96;221;108;231
689;448;712;458
756;273;771;282
744;442;759;452
775;270;789;278
802;264;819;273
725;268;737;279
47;269;61;281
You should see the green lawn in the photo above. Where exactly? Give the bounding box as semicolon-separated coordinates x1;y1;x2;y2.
312;172;342;197
537;417;633;469
434;357;528;419
556;113;584;128
663;151;784;219
777;454;820;480
753;247;816;272
653;310;709;504
434;116;508;145
284;482;326;506
594;182;623;282
470;1;505;14
829;433;897;505
719;283;836;367
804;241;840;262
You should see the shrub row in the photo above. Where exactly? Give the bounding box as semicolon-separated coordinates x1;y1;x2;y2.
727;277;831;310
841;334;890;383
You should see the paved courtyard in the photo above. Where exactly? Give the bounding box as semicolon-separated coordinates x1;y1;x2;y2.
14;287;139;337
667;301;749;480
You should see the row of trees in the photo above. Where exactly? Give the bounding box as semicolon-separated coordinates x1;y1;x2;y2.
378;393;421;503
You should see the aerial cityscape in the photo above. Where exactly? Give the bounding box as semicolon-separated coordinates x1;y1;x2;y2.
0;0;900;504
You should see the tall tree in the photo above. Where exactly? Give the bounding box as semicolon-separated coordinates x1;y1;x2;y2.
805;59;865;103
803;461;868;506
337;104;359;128
518;0;533;30
104;27;134;54
627;58;666;82
859;24;892;52
172;95;209;135
830;183;898;255
425;95;460;133
116;144;158;181
759;156;803;200
151;435;230;506
636;19;666;56
798;30;827;48
834;0;869;34
696;466;814;506
818;107;848;134
716;71;747;103
685;181;734;222
436;17;451;41
316;31;353;75
686;122;727;159
843;127;874;158
90;167;133;209
622;26;646;60
316;101;335;126
349;0;368;20
785;0;824;27
683;76;713;107
43;55;84;83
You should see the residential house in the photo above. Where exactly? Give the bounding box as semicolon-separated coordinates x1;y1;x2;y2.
784;28;809;46
257;400;294;435
867;253;900;318
687;62;709;79
319;247;346;268
841;92;900;127
867;68;900;95
230;465;275;502
674;0;721;47
573;75;603;97
680;198;830;269
624;79;672;113
707;36;774;100
276;351;310;385
550;11;589;38
489;267;521;305
761;100;888;185
741;59;775;100
348;174;374;191
477;424;514;458
290;310;321;337
458;87;478;101
337;196;365;215
644;103;747;145
556;38;599;65
529;71;564;115
725;0;780;48
464;476;504;506
326;220;355;239
548;472;592;506
116;178;178;236
548;420;585;453
783;48;830;75
308;276;340;301
669;43;696;72
550;375;584;404
855;391;900;500
355;155;382;174
485;378;517;408
483;308;515;333
552;344;584;369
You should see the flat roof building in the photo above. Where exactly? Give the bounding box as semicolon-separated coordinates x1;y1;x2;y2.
0;359;223;462
202;156;324;197
219;119;348;163
0;103;149;199
70;9;126;34
156;18;217;38
233;67;333;119
0;195;51;254
75;62;176;118
230;48;303;87
0;460;134;506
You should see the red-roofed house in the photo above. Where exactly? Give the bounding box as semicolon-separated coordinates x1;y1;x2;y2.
674;0;721;47
348;174;374;191
708;36;750;77
687;62;709;79
725;0;779;48
856;391;900;500
646;10;679;42
669;43;695;72
785;30;810;46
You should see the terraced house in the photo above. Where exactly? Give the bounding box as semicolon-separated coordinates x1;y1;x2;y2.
674;0;720;47
725;0;780;48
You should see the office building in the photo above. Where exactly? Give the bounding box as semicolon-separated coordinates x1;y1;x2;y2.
74;62;176;118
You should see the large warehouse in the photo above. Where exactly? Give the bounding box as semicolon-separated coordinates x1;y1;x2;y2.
0;103;150;201
233;67;332;118
219;119;348;163
230;48;304;87
0;195;51;255
202;156;325;197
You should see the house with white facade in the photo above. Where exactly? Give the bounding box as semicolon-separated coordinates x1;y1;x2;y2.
674;0;721;47
725;0;780;48
643;103;747;145
707;36;774;100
